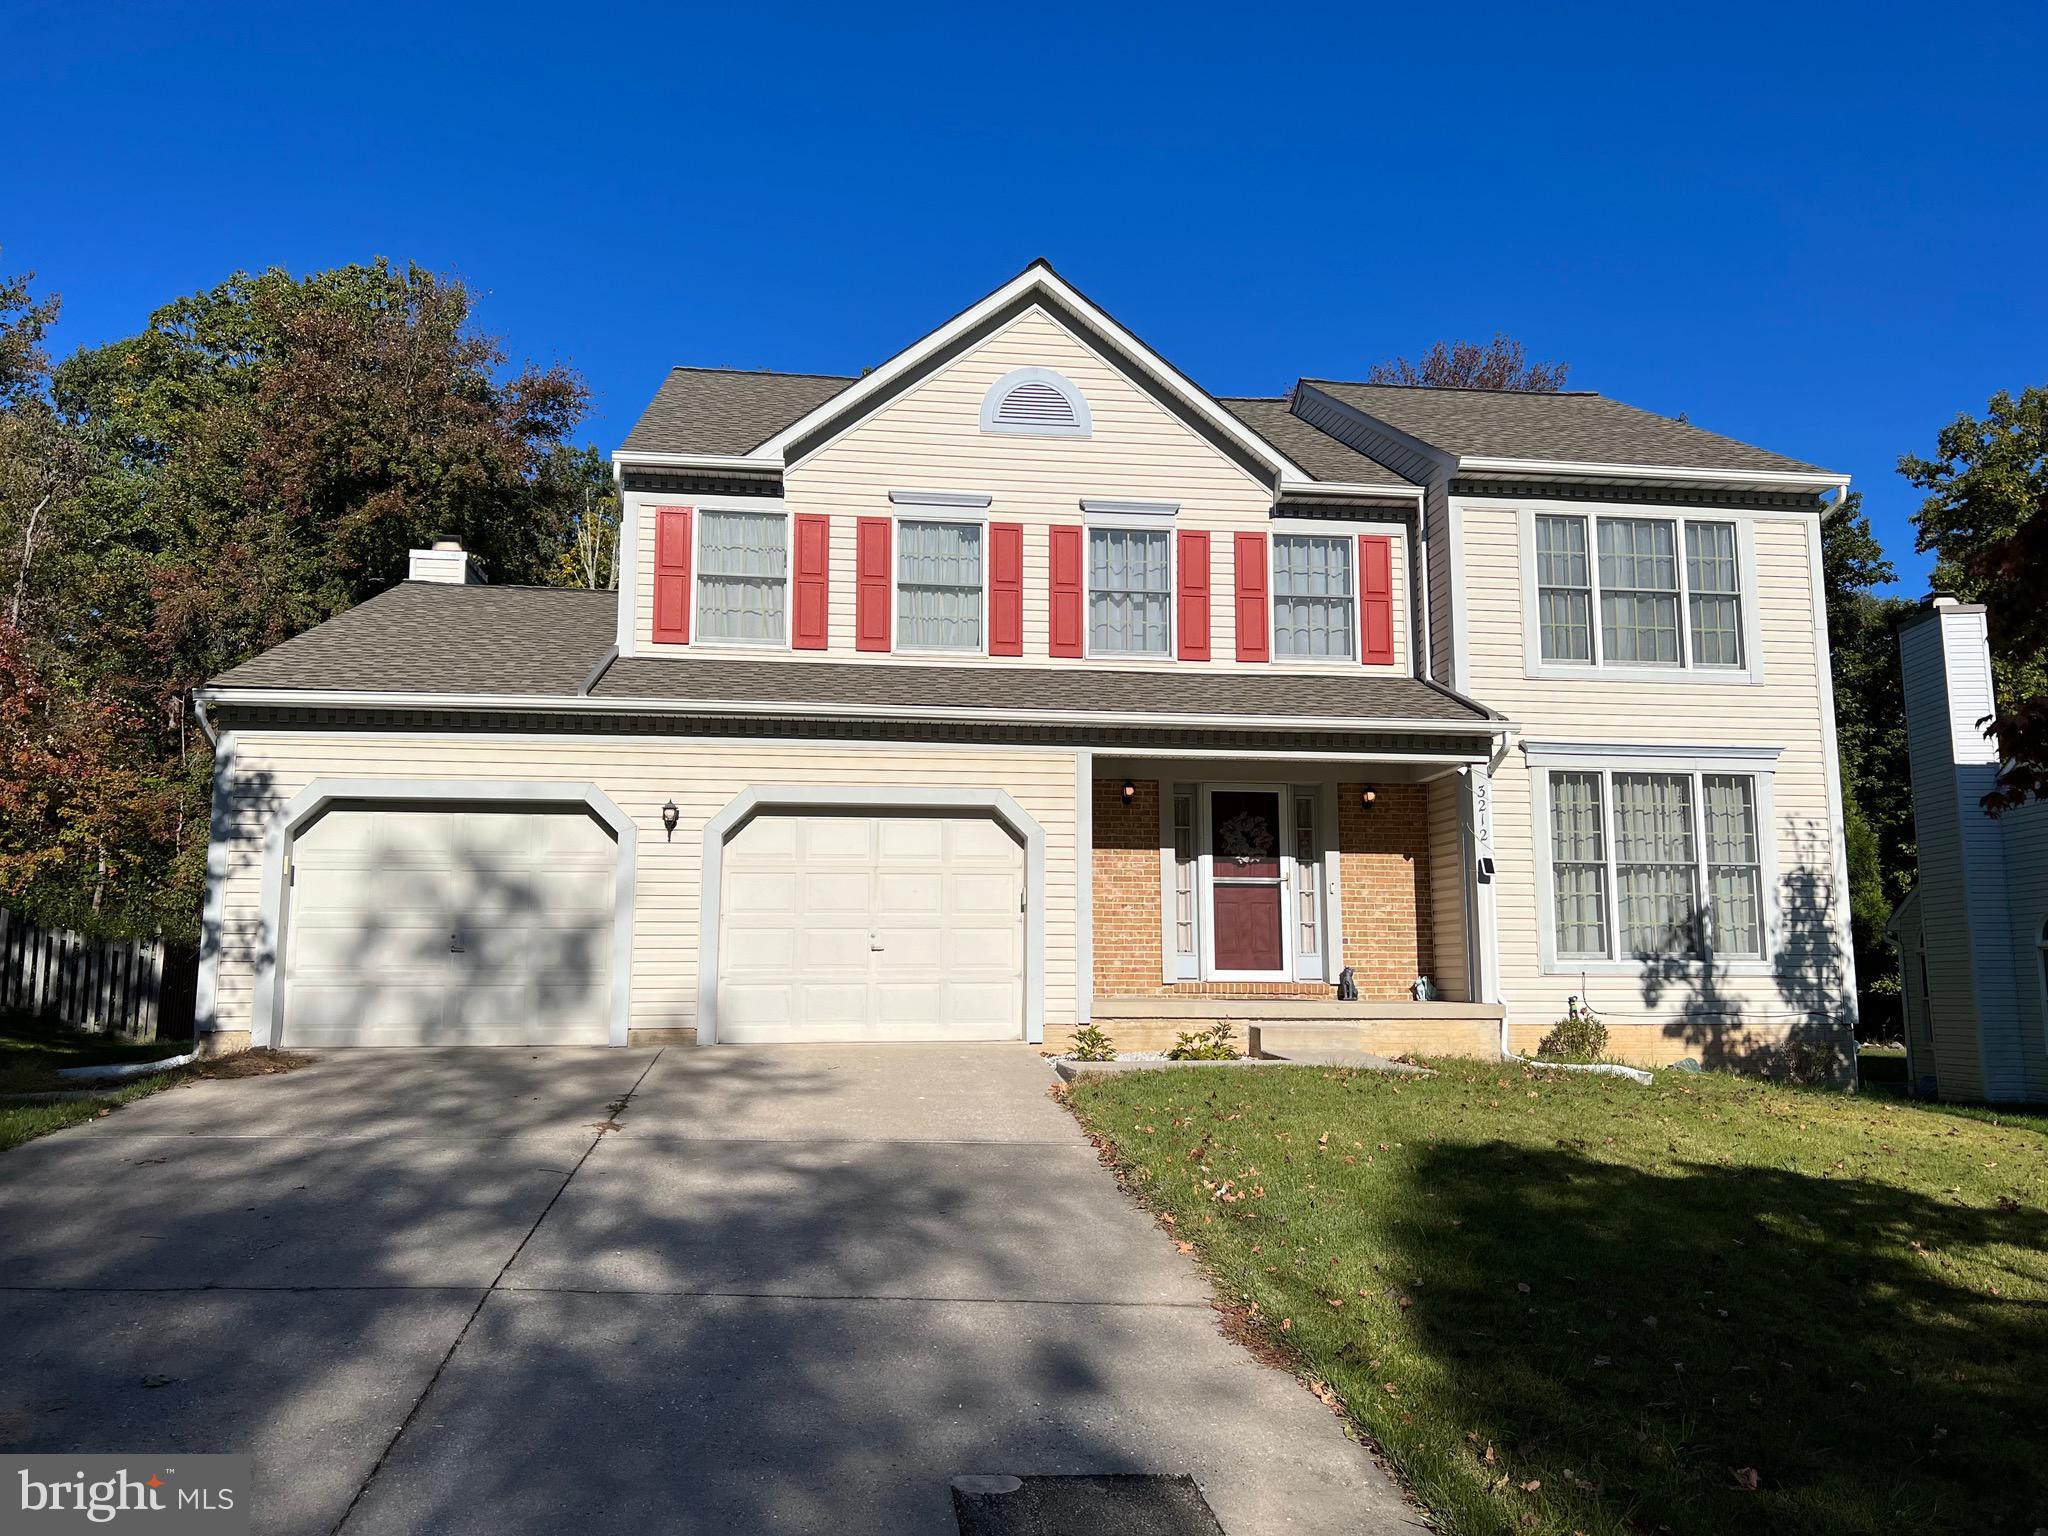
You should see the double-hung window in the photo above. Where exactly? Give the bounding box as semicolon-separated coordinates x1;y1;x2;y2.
1532;511;1745;671
1545;766;1766;963
697;510;788;644
1272;534;1355;659
1088;526;1171;656
897;519;983;651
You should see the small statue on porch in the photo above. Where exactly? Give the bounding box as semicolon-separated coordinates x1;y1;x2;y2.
1411;974;1436;1002
1336;966;1358;1002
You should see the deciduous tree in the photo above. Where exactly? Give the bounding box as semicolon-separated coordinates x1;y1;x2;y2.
1366;334;1569;392
1901;385;2048;810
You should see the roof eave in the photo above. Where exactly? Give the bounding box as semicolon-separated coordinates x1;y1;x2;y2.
610;449;783;472
1452;456;1849;494
195;684;1510;738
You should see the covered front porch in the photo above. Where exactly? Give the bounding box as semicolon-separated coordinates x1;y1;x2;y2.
1073;749;1504;1058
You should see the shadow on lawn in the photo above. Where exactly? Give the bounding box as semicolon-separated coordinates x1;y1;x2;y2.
1380;1137;2047;1534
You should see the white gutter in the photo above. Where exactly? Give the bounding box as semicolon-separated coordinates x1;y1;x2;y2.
192;692;218;748
197;685;1513;738
1273;481;1425;502
1454;456;1848;493
611;450;781;471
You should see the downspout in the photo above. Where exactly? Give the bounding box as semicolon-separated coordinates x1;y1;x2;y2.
192;691;218;749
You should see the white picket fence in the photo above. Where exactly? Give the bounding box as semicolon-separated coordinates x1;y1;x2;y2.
0;908;167;1039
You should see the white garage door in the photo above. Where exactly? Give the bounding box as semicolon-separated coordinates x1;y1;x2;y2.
282;804;615;1047
718;812;1025;1043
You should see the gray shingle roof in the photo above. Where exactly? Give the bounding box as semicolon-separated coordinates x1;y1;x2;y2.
616;368;1421;490
208;584;617;694
1216;399;1418;491
594;656;1486;723
619;367;855;456
206;584;1491;727
1304;380;1831;476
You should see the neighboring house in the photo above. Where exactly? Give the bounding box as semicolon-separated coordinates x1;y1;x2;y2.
191;261;1859;1066
1888;598;2048;1101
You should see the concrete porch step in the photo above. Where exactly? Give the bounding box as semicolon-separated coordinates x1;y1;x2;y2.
1091;997;1504;1022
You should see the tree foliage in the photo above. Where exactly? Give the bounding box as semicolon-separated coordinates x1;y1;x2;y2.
1366;334;1570;392
1901;385;2048;810
1819;492;1917;1035
0;258;597;939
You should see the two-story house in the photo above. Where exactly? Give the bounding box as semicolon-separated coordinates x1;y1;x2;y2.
191;262;1858;1068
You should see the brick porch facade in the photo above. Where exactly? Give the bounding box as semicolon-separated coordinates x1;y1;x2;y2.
1091;777;1437;1002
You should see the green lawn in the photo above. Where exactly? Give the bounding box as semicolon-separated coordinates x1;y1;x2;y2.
1064;1060;2048;1536
0;1011;185;1094
0;1011;192;1152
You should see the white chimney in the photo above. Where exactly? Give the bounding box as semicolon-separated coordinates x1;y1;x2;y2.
1898;596;2015;1099
408;537;486;585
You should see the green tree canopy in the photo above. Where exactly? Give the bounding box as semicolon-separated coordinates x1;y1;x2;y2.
1902;384;2048;810
1819;491;1917;1034
1;259;598;939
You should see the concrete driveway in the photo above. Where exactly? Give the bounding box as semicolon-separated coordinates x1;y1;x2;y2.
0;1045;1414;1535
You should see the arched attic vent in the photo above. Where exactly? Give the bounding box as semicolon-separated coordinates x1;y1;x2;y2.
979;367;1092;437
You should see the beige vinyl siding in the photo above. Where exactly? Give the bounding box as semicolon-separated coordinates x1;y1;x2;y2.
209;732;1081;1042
1458;500;1849;1045
1426;771;1470;1002
628;307;1408;674
2000;805;2048;1099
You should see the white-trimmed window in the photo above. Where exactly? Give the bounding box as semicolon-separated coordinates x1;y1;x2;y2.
1534;516;1593;663
697;509;788;644
1544;765;1766;963
1272;534;1355;660
1531;511;1745;671
1088;526;1171;655
897;519;983;651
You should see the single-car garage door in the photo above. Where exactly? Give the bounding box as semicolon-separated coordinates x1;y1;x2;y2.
282;804;615;1047
718;811;1025;1043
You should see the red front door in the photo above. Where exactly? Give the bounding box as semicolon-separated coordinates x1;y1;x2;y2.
1209;789;1284;973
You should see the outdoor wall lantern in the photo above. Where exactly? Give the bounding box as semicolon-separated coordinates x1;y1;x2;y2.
1121;780;1137;806
660;800;679;841
1359;786;1379;809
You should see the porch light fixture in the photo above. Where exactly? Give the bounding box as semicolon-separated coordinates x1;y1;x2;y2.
1359;787;1378;809
1121;780;1137;806
660;800;679;841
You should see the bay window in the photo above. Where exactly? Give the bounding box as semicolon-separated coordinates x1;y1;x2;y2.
1531;511;1746;671
1544;765;1767;964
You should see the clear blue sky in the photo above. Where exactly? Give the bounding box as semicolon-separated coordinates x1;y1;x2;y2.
8;1;2044;595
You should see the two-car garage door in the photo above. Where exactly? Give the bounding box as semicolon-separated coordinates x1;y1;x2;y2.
281;804;615;1048
717;811;1025;1043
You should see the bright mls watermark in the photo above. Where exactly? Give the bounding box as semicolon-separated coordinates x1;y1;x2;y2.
4;1456;250;1533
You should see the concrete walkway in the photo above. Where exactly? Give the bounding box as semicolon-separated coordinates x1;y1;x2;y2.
0;1045;1416;1535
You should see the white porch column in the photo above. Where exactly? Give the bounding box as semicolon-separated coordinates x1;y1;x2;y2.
1075;749;1093;1025
1465;762;1504;1029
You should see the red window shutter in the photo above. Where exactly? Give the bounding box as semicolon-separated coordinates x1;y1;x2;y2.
792;514;830;650
1360;534;1394;664
855;516;891;652
1176;529;1210;661
652;506;692;644
989;522;1024;656
1233;531;1270;662
1048;525;1084;658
